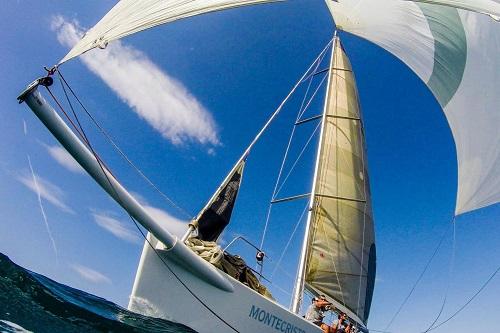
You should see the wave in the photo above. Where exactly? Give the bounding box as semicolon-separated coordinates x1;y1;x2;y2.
0;253;196;333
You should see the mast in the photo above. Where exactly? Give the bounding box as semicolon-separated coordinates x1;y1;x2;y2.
291;32;337;313
290;33;376;328
181;41;335;242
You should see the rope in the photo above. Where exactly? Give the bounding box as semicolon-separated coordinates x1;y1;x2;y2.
56;70;193;219
275;121;322;197
45;79;240;332
297;72;329;121
421;219;456;333
424;262;500;332
186;238;224;264
45;86;115;177
270;202;309;279
258;39;333;251
298;50;326;118
373;217;499;333
383;223;452;331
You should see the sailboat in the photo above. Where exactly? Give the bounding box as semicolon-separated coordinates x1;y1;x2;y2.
16;1;499;332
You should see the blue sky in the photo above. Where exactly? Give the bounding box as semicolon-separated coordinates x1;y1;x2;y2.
1;1;499;332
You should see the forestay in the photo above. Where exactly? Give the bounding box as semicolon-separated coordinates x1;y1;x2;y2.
327;0;500;215
304;38;376;325
59;0;280;64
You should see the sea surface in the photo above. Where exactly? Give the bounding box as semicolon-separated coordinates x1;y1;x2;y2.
0;253;196;333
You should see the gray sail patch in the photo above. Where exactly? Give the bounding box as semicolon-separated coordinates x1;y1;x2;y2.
419;4;467;108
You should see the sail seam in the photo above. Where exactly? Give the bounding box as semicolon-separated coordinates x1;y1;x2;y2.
314;194;366;203
326;114;361;121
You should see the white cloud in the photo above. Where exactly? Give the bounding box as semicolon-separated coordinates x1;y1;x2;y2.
142;205;189;238
130;191;148;206
91;212;141;244
43;143;84;174
130;192;189;238
71;264;112;284
18;172;74;214
51;16;220;147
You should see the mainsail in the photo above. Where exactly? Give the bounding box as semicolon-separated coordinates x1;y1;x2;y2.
302;38;376;325
328;0;500;215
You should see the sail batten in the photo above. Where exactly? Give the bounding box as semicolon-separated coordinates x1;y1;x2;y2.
301;37;376;326
59;0;280;64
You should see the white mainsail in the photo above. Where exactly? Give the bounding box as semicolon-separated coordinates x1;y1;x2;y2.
59;0;280;64
327;0;500;215
301;37;376;326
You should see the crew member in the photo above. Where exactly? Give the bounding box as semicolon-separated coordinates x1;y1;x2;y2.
305;295;332;333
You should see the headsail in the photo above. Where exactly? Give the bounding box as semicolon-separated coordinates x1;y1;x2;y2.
328;0;500;215
59;0;280;64
192;159;245;242
303;38;376;325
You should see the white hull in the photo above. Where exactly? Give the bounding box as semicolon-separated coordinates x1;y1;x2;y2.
128;235;322;333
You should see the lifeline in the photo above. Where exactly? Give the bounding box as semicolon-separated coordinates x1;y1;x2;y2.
249;305;307;333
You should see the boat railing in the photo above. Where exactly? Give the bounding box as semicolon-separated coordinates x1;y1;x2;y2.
222;235;270;282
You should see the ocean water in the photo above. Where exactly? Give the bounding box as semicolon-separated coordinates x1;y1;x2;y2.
0;253;196;333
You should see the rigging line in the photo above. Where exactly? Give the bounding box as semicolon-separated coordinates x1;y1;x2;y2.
270;202;309;280
299;40;334;85
57;73;96;155
258;39;333;251
265;277;295;298
44;87;87;145
258;252;298;283
297;72;329;121
257;125;293;251
297;46;326;118
421;218;457;333
45;85;116;178
62;91;240;332
275;121;322;197
383;222;453;331
56;70;193;219
297;46;330;120
425;261;500;332
243;38;333;161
